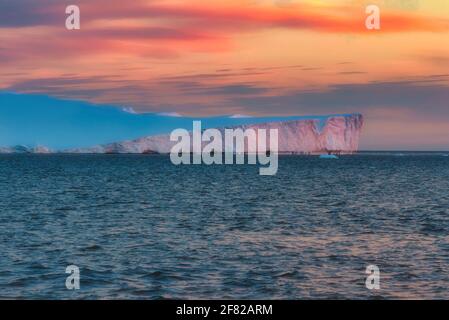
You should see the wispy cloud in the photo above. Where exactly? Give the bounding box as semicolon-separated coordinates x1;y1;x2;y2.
2;0;448;32
230;77;449;119
1;1;448;60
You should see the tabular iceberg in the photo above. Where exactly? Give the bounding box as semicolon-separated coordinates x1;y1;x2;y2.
0;93;363;154
68;114;363;154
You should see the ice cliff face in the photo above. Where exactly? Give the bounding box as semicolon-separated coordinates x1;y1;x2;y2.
242;113;363;153
66;114;363;154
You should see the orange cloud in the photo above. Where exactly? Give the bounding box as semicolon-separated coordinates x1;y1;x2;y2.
1;1;447;65
137;3;449;33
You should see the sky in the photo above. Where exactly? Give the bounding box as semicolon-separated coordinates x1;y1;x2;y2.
0;0;448;150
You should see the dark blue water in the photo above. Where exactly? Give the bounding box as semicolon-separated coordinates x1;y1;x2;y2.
0;154;448;299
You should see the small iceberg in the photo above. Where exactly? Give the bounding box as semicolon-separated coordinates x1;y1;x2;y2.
319;154;339;159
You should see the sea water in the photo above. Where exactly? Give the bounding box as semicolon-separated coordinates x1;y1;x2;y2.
0;154;448;299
